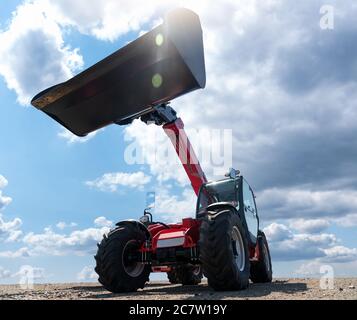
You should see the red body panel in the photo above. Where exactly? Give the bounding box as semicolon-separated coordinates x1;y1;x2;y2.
163;118;207;195
147;218;201;253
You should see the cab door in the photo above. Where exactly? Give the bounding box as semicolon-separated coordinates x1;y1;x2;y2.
242;178;259;242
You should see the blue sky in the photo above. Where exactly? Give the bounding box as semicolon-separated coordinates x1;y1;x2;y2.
1;0;357;284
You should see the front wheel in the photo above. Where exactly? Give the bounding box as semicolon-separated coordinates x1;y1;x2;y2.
94;225;151;293
199;210;250;291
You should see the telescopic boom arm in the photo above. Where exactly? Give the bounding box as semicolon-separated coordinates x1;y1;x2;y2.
141;104;207;196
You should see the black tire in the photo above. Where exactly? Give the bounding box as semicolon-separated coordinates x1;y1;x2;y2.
199;210;250;291
167;265;202;285
94;225;151;293
250;230;273;283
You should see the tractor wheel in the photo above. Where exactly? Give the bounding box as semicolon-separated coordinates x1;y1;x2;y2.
167;265;202;285
199;210;250;291
94;225;151;293
250;231;272;283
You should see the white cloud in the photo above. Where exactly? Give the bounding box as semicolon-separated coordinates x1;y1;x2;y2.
94;217;113;228
77;266;97;281
335;214;357;228
0;247;30;259
155;189;197;223
56;221;78;230
0;0;83;105
0;192;12;211
0;215;23;242
265;222;357;264
47;0;168;42
124;120;193;187
0;175;12;211
0;267;11;279
264;222;338;261
86;171;151;192
322;246;357;263
22;218;111;256
289;219;330;234
264;223;293;242
58;128;99;144
0;175;8;189
5;230;23;243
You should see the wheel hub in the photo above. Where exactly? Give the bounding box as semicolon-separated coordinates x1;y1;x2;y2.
122;240;145;277
231;226;246;272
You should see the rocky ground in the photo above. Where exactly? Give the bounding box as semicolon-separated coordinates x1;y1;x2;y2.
0;279;356;300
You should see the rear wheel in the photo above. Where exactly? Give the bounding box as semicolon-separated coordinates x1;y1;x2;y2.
167;264;202;285
250;231;272;283
95;225;151;293
199;210;250;291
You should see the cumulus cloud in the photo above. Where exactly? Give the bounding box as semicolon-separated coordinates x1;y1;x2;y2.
265;222;357;265
289;219;330;234
263;223;293;242
22;218;111;256
56;221;78;230
0;267;11;279
0;215;23;243
334;214;357;228
0;192;12;211
0;247;30;259
124;121;190;187
155;189;197;223
94;217;113;228
77;266;97;281
58;128;100;145
23;226;109;256
264;222;338;261
86;172;151;192
0;175;8;189
0;175;12;211
322;246;357;263
0;0;83;105
48;0;167;41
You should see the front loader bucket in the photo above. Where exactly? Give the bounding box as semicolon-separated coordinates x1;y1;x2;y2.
31;8;206;137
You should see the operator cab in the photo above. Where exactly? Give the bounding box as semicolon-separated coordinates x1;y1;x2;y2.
196;170;259;244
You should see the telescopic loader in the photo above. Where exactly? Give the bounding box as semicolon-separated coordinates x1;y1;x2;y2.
31;8;272;292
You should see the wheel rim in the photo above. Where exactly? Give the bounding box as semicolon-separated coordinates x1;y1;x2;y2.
122;240;145;277
262;243;270;272
231;226;246;272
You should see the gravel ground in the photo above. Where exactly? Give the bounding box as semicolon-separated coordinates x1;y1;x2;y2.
0;279;356;300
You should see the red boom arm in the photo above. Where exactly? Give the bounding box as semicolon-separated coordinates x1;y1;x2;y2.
163;118;207;195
